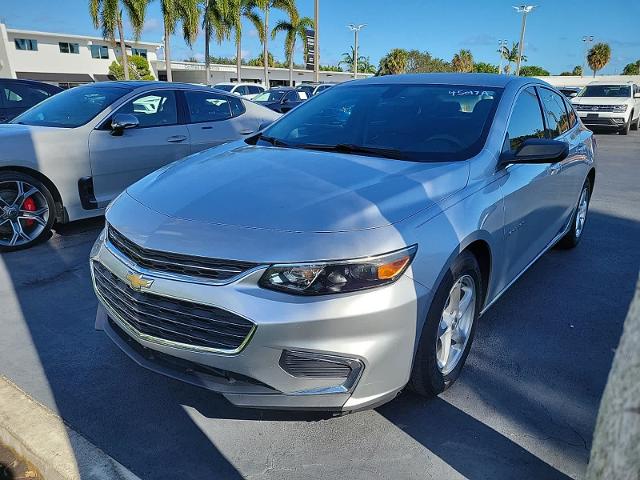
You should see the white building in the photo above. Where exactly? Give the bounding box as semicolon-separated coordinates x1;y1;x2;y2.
0;23;366;88
0;23;161;87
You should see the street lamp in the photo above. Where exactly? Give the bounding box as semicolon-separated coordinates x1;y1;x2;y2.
513;5;537;76
314;0;320;82
347;24;366;79
498;39;508;74
582;35;594;76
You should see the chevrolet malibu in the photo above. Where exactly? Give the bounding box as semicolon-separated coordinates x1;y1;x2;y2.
91;74;596;412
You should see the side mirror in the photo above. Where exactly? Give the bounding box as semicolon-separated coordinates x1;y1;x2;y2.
233;91;241;96
499;138;569;168
111;113;139;135
568;92;578;98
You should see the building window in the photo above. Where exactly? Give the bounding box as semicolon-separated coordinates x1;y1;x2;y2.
90;45;109;59
132;48;147;58
59;42;80;54
14;38;38;51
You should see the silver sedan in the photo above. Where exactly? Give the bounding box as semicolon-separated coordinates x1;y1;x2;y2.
0;81;279;251
91;73;596;412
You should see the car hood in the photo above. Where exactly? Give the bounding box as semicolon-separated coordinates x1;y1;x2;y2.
571;97;631;105
126;143;468;233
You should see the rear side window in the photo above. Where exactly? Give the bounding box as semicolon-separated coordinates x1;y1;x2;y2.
539;88;570;137
506;87;546;151
2;83;52;109
185;90;233;123
118;90;178;128
229;96;245;117
563;97;577;129
248;85;263;94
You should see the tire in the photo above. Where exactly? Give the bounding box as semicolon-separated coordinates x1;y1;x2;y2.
631;113;639;131
620;116;631;135
557;177;591;250
409;250;483;397
0;172;55;252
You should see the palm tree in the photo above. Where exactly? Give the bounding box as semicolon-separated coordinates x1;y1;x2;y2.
272;14;313;86
377;48;408;76
338;46;368;73
255;0;297;87
499;42;526;74
451;49;473;73
202;0;233;85
89;0;148;80
587;42;611;77
159;0;200;82
230;0;263;83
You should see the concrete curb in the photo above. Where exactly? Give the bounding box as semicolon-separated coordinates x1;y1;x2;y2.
0;376;141;480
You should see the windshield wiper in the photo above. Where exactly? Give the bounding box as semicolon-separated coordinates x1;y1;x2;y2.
295;143;407;160
251;133;291;147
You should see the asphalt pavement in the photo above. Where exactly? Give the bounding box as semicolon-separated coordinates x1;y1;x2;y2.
0;131;639;480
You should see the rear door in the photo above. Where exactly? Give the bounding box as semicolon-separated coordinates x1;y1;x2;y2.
183;89;258;153
88;89;190;206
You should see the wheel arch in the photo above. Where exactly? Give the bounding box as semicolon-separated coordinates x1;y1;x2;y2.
0;166;67;223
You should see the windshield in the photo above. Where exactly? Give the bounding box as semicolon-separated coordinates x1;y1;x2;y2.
254;90;286;102
261;84;502;161
11;85;129;128
579;85;631;98
214;84;235;92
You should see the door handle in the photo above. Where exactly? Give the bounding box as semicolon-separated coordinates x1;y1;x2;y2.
167;135;187;143
240;130;255;135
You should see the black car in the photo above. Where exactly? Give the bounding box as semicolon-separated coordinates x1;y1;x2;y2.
0;79;63;123
252;87;308;113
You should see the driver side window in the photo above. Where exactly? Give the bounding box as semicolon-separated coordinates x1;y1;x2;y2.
506;87;546;152
117;90;178;128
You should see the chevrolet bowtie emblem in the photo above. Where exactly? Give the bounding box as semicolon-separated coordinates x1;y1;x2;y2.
126;272;154;291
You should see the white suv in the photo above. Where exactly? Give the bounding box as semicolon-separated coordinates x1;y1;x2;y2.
571;81;640;135
213;83;265;100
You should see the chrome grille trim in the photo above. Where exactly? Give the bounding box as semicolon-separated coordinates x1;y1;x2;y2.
107;226;260;283
92;261;256;354
575;104;617;112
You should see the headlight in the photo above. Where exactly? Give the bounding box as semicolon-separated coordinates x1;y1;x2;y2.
259;245;417;295
612;104;628;112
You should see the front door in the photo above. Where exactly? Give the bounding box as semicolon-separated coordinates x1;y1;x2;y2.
88;90;190;207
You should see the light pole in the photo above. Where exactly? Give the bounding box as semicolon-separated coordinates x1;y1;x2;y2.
513;5;537;76
582;35;594;76
347;24;366;79
498;39;508;74
314;0;320;83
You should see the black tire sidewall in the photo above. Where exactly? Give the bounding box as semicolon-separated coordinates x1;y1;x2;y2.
620;116;631;134
409;251;483;397
557;177;591;249
0;172;55;252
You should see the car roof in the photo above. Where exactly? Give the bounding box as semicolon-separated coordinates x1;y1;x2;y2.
587;81;635;86
267;86;297;91
90;81;222;91
355;73;535;88
0;78;63;90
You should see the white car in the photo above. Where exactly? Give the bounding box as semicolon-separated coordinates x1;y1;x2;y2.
571;81;640;134
213;83;266;100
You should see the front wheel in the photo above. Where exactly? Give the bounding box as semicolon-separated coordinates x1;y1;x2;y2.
631;113;639;131
620;116;631;135
557;178;591;249
409;251;482;397
0;172;55;252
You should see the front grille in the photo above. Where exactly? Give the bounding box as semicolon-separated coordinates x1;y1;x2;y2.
279;350;358;379
575;105;617;112
108;226;258;281
93;262;254;351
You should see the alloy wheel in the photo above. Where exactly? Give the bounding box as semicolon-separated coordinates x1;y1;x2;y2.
436;274;476;375
0;180;50;248
575;187;589;238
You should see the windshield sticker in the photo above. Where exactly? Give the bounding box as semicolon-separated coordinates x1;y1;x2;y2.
449;90;495;97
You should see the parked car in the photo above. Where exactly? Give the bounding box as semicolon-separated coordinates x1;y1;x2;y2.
0;81;279;251
252;87;308;113
558;86;581;98
91;73;596;412
571;81;640;134
212;82;265;100
296;82;336;98
0;79;62;123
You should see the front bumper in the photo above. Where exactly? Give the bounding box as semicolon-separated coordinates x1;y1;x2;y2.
90;228;429;411
577;112;628;129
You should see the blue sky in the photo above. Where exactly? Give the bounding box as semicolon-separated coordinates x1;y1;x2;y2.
1;0;639;74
